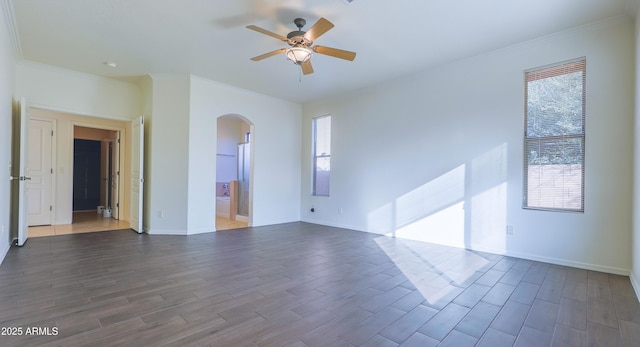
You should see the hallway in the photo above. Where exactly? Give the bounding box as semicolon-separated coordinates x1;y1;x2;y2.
28;211;130;237
216;216;248;231
30;213;248;237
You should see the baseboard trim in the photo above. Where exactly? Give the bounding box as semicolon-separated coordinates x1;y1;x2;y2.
499;250;630;276
145;229;187;236
0;242;10;266
300;220;632;276
187;228;215;235
631;272;640;302
143;228;216;236
300;218;365;233
252;218;301;228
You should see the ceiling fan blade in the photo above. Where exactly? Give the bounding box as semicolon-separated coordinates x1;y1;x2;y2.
312;46;356;61
250;48;287;61
246;25;288;41
301;60;314;75
304;18;334;41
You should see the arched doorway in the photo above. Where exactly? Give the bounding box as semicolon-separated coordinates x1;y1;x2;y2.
215;115;253;230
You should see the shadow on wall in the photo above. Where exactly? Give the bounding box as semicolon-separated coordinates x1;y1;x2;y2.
367;143;508;253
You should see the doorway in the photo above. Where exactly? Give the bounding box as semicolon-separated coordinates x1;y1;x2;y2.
30;125;129;237
73;139;101;211
72;126;120;222
25;108;133;238
216;115;253;231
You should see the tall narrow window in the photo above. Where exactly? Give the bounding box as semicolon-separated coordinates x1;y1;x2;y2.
524;58;585;212
312;115;331;196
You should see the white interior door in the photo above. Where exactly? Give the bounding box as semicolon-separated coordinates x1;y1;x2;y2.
12;97;30;246
101;140;109;209
111;134;120;219
130;116;144;233
107;131;120;219
27;119;53;226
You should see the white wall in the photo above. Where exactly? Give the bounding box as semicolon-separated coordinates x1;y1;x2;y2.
16;61;140;120
144;74;190;234
302;17;634;274
141;75;301;235
632;5;640;298
0;0;16;262
12;61;140;226
190;76;301;231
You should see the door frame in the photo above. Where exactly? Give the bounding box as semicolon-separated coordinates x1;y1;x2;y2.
22;106;134;226
112;131;121;219
70;121;126;222
215;114;254;230
105;135;120;219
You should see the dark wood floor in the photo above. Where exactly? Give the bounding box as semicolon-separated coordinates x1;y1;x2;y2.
0;222;639;346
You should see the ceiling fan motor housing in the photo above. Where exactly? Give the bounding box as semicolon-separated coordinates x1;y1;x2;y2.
287;18;312;46
287;33;311;47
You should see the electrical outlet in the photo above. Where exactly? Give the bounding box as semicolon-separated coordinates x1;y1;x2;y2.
1;224;5;233
158;210;164;218
506;225;514;235
338;208;343;215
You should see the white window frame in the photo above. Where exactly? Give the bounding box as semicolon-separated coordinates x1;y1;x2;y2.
523;58;586;212
312;115;331;196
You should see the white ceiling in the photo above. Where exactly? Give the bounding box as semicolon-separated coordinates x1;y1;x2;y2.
8;0;638;103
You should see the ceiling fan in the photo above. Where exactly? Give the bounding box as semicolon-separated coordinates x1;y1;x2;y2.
246;17;356;75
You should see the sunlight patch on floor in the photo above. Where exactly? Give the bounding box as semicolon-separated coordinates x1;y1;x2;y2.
374;235;492;307
29;211;130;237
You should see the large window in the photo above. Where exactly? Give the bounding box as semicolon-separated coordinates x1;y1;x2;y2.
523;58;585;212
312;115;331;196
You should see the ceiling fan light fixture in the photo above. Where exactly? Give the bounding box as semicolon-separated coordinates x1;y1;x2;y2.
247;17;356;75
285;45;312;65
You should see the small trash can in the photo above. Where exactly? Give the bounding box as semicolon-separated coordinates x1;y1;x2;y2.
103;208;112;218
97;206;105;214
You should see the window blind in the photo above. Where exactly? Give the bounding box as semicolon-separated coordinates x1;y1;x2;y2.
523;58;585;212
312;115;331;196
